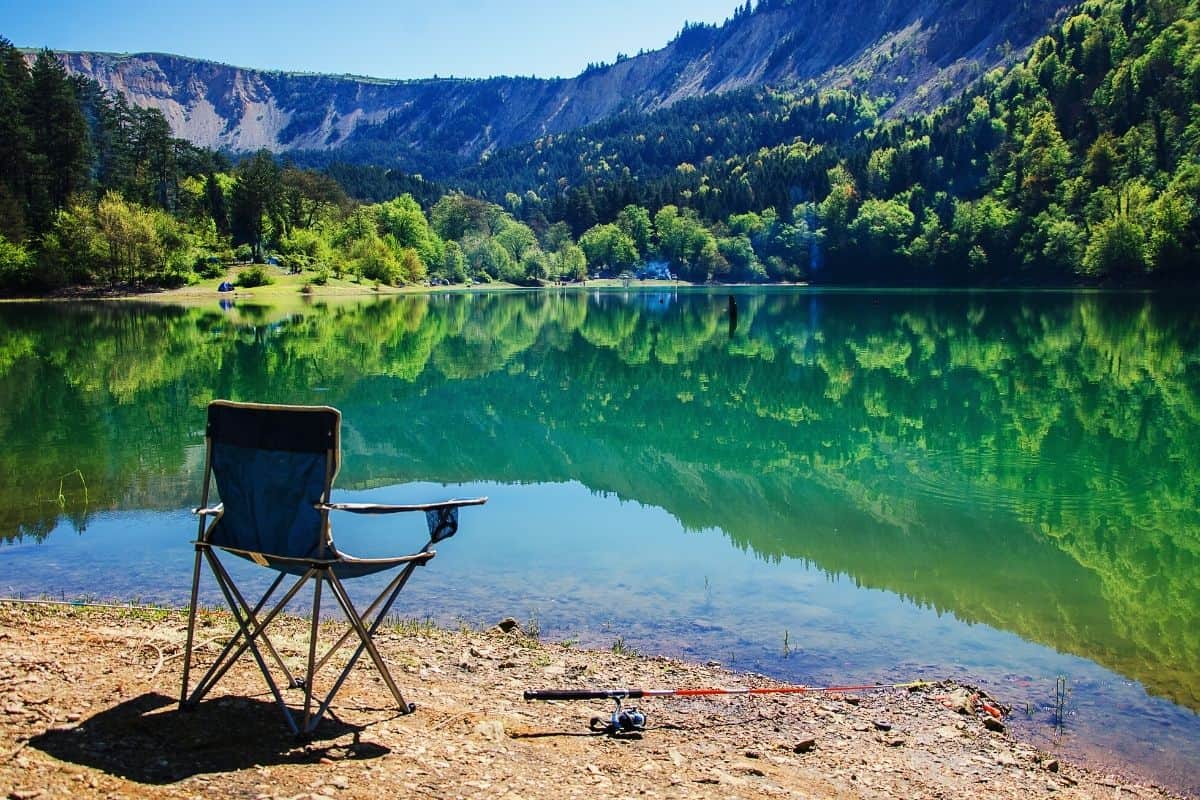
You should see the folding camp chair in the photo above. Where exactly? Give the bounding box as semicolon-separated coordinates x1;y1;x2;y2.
180;400;486;737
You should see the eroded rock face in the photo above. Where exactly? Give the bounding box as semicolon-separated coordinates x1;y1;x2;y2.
47;0;1070;164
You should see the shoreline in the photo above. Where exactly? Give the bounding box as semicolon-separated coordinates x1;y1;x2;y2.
1;603;1190;799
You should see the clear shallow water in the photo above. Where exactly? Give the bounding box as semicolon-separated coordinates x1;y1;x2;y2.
0;290;1197;794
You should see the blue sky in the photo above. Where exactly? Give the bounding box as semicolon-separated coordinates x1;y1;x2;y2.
3;0;743;79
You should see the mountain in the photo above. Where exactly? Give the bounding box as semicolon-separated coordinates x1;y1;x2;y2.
48;0;1071;176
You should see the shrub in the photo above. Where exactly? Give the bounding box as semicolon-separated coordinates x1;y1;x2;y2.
236;266;273;288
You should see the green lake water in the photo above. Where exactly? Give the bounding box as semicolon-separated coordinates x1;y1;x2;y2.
0;288;1197;793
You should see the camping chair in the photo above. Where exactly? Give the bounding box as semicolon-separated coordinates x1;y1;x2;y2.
179;400;486;737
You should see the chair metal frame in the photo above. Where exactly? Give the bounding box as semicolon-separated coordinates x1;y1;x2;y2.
179;400;485;737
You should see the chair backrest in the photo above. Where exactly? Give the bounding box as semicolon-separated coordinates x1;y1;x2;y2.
203;401;341;561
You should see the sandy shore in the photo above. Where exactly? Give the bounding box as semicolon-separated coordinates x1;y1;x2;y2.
0;603;1185;800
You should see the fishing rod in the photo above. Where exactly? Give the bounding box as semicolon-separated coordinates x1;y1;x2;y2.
524;680;934;734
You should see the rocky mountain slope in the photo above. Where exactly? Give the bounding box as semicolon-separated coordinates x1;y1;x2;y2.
48;0;1071;170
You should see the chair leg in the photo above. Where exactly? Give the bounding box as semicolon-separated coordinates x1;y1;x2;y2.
313;560;419;676
204;553;301;736
210;557;300;685
180;547;205;710
318;573;412;722
301;570;323;735
186;555;308;706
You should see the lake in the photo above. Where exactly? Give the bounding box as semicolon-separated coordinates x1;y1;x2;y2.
0;288;1197;793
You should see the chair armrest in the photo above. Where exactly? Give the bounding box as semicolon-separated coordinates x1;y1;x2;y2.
315;497;487;515
193;503;224;516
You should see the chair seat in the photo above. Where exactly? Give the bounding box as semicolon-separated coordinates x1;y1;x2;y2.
216;544;436;579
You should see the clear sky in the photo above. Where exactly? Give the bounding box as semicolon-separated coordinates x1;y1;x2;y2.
2;0;743;80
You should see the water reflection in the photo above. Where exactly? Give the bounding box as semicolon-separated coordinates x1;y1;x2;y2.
0;290;1198;784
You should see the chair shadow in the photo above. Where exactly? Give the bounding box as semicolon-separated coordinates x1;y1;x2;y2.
29;692;390;784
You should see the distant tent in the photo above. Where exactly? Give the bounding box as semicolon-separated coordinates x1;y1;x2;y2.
218;281;234;292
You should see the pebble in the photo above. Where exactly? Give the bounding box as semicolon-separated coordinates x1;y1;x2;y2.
794;738;817;753
1042;759;1060;773
473;719;506;741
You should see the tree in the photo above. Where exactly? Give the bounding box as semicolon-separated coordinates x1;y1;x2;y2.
95;191;166;286
0;233;34;291
280;167;349;230
205;172;230;236
1012;111;1072;213
1082;214;1146;276
579;223;637;271
849;198;916;270
25;51;89;231
564;187;598;238
430;192;494;241
615;204;653;258
555;243;588;281
377;193;443;270
0;38;32;240
230;151;282;261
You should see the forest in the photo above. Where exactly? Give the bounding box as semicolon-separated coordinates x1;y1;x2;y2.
1;0;1198;294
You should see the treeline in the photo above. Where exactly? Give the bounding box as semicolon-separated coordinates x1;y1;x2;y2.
452;0;1200;284
0;34;819;293
5;0;1199;291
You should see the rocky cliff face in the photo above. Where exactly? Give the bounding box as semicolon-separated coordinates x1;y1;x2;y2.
52;0;1069;166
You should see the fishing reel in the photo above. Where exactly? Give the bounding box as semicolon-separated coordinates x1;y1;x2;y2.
589;697;647;735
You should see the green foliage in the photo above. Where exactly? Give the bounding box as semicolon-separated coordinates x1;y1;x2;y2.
8;0;1200;291
0;233;33;289
235;265;273;288
578;223;637;271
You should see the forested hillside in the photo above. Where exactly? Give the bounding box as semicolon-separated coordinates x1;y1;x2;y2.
2;0;1198;294
463;0;1200;283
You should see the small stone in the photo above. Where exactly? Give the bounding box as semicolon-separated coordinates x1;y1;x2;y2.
841;695;861;706
1043;758;1060;773
983;716;1006;733
9;792;44;800
793;737;817;753
473;719;506;741
944;688;974;714
328;775;349;789
494;617;524;635
744;750;761;759
873;720;892;731
995;752;1019;767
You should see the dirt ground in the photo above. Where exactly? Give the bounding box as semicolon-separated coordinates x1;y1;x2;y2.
0;603;1186;800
